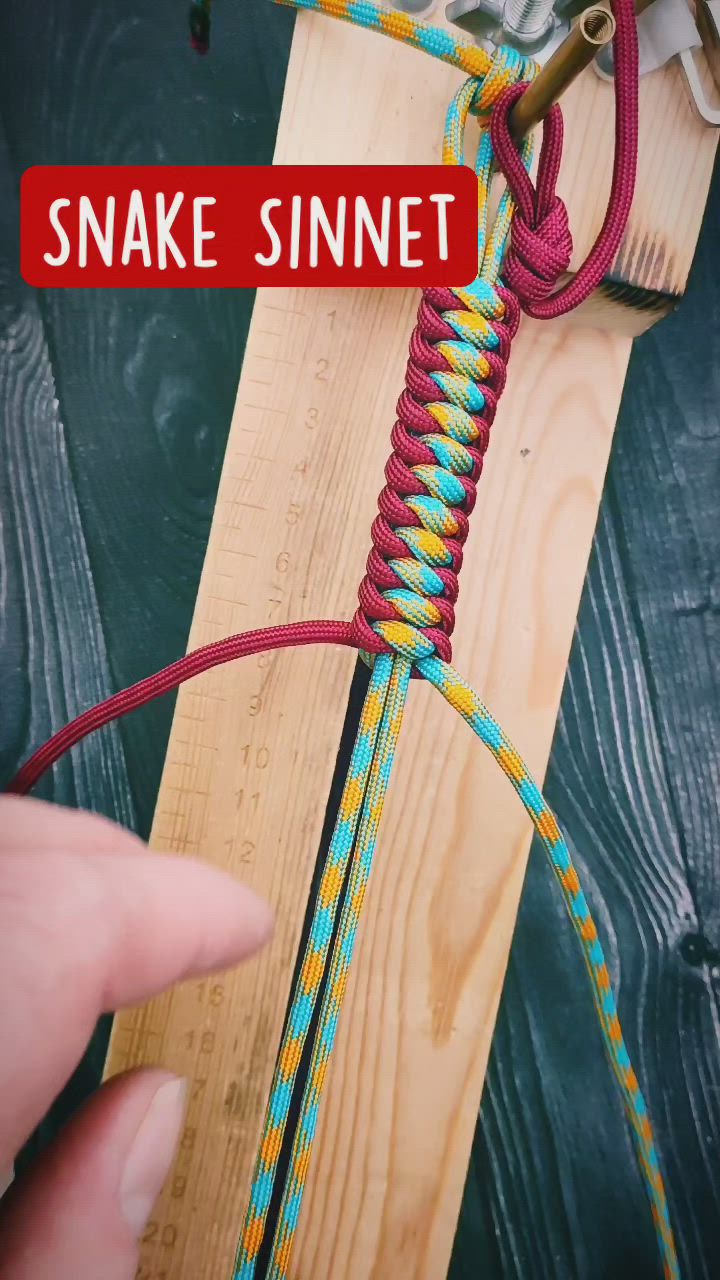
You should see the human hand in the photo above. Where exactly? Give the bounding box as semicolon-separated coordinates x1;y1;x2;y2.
0;795;273;1280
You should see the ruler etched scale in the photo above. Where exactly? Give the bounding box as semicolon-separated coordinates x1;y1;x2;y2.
106;11;717;1280
110;260;421;1275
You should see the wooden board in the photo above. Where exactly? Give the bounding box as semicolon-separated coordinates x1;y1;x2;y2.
453;227;720;1272
562;55;719;330
0;2;717;1276
87;9;714;1280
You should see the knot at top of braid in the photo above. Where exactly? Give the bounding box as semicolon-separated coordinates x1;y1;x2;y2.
490;82;575;318
504;195;572;306
350;282;520;667
466;44;536;116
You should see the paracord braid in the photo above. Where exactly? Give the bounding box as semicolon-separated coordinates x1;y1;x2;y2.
349;280;519;665
236;20;677;1280
236;59;534;1278
350;71;532;666
12;5;679;1276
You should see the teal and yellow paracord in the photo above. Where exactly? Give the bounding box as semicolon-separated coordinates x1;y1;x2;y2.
232;6;680;1280
276;0;516;81
420;657;678;1277
236;652;411;1274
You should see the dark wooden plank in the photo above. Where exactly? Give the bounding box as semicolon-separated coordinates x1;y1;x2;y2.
0;104;139;1165
452;162;720;1280
0;0;294;833
0;114;135;817
0;0;293;1167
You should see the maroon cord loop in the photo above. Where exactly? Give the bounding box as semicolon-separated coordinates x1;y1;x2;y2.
491;87;572;309
490;0;639;320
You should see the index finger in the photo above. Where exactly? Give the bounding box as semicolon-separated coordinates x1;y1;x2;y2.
0;797;273;1166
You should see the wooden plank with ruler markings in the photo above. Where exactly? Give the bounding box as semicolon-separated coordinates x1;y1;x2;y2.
106;10;717;1280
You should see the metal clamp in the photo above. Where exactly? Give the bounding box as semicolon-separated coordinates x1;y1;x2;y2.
683;0;720;124
447;0;720;125
446;0;597;57
593;0;720;126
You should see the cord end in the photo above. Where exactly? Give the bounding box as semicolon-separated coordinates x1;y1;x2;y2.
189;0;212;54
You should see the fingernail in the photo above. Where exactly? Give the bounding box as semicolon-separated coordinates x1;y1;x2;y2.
120;1078;187;1235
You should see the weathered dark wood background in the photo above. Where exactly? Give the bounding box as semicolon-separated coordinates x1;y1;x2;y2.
1;3;718;1277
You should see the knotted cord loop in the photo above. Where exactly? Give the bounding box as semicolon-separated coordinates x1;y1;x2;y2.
490;0;639;318
491;83;574;308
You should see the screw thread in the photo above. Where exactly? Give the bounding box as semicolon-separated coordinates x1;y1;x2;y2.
503;0;555;37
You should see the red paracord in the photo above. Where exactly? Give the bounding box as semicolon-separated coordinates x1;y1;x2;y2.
6;0;639;795
8;284;518;791
7;621;355;796
491;0;639;318
349;285;520;664
493;97;573;309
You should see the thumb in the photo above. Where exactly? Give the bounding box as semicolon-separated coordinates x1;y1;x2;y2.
0;1070;187;1280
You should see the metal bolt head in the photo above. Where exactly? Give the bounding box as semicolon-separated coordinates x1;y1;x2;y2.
446;0;590;57
446;0;507;45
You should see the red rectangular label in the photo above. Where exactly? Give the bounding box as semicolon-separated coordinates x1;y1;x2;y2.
20;165;478;288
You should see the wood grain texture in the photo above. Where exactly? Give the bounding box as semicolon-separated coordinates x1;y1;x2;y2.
453;163;720;1280
107;276;436;1277
0;100;138;1164
559;57;717;330
287;321;630;1280
0;3;718;1279
0;0;293;1161
0;0;294;827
